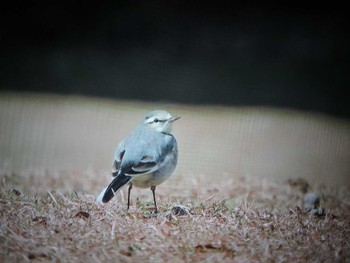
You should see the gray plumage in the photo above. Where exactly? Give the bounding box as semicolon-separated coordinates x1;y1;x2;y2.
96;110;180;213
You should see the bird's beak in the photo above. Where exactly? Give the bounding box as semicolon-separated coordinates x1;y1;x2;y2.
169;115;181;122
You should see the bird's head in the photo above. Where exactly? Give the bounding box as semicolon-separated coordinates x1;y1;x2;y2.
143;110;180;134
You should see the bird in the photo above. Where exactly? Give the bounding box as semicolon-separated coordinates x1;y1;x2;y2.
96;110;180;213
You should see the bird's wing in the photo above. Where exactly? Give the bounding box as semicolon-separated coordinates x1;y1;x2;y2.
125;133;177;175
112;141;126;174
125;155;159;175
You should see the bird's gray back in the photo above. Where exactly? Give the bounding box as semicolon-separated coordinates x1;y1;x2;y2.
119;125;177;170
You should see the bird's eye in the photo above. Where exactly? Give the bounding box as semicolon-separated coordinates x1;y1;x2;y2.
154;118;159;123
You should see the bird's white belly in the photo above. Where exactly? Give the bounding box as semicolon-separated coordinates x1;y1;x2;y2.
131;172;170;188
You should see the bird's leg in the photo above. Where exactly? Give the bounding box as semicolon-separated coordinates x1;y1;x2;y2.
151;185;157;213
127;183;132;210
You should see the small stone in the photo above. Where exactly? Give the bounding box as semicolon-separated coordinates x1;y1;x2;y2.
310;207;326;216
11;189;21;196
304;192;320;210
172;205;190;216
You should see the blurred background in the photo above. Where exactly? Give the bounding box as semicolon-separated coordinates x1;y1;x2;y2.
0;2;349;189
1;2;349;117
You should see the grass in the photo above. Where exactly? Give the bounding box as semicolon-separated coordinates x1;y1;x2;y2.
1;171;349;262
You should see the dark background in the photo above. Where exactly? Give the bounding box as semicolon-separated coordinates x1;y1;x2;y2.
1;2;349;118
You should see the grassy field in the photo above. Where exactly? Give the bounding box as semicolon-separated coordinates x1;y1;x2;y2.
0;92;349;262
1;172;349;262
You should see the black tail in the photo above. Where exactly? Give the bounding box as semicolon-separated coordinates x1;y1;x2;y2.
102;173;132;203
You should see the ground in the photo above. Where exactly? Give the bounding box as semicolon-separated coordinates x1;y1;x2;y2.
1;171;349;262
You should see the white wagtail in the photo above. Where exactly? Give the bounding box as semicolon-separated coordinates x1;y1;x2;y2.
96;110;180;213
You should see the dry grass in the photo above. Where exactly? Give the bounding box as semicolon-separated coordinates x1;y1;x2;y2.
1;171;349;262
